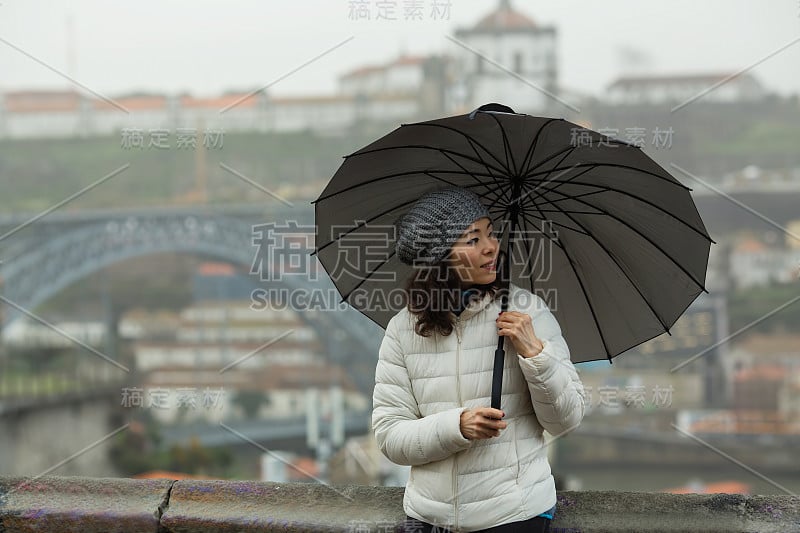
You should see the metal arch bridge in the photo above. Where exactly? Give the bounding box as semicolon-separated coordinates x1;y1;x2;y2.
0;204;384;394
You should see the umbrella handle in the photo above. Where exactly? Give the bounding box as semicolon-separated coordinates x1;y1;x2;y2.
491;249;512;410
491;344;506;410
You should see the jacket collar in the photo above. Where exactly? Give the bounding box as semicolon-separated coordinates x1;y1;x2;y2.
455;289;496;321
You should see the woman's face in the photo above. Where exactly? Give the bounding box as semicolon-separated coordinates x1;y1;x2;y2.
448;217;499;287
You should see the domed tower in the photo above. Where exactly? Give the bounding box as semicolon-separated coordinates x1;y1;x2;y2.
451;0;558;114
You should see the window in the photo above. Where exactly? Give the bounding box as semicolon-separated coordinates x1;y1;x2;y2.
514;51;523;73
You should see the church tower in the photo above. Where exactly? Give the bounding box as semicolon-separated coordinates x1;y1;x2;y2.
451;0;558;114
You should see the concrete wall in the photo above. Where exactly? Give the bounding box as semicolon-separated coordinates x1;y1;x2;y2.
0;393;121;477
1;476;799;532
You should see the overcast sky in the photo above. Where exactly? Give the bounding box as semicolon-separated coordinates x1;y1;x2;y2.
2;1;799;100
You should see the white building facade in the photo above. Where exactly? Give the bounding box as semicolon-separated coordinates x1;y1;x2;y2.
450;0;558;114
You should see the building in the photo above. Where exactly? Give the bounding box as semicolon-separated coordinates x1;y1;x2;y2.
122;294;367;424
338;53;450;118
787;220;800;250
450;0;558;114
726;332;800;370
339;55;427;97
729;237;800;289
0;88;418;139
606;72;765;106
0;2;568;139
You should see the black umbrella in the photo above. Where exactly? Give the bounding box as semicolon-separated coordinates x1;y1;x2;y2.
311;103;713;409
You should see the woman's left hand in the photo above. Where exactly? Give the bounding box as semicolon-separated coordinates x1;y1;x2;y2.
496;311;544;358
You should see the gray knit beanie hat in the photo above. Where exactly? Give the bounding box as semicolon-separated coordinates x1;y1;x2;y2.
395;186;490;266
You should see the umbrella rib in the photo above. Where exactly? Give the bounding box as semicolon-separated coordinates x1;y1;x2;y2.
523;150;580;193
463;133;519;206
395;123;512;175
313;180;511;256
531;146;579;198
518;209;588;239
439;179;511;207
434;178;512;210
521;201;613;358
419;170;491;196
516;211;589;332
526;162;693;192
524;144;575;176
437;150;511;205
475;181;514;208
529;175;713;244
492;201;570;247
533;209;606;215
533;189;607;207
437;179;512;207
528;183;672;332
476;177;511;205
345;143;508;175
519;118;562;177
486;113;517;175
336;248;401;303
312;168;507;204
522;164;598;209
312;194;428;256
493;203;515;234
487;203;514;232
515;214;538;296
519;206;582;285
527;183;711;294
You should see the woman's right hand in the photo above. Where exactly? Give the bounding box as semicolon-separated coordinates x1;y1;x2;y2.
459;407;507;440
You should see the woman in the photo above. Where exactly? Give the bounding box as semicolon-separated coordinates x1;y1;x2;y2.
372;185;586;532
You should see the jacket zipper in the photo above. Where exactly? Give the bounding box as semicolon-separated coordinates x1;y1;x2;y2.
453;315;463;531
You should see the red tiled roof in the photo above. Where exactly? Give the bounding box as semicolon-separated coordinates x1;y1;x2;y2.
180;93;259;109
4;90;82;112
271;94;353;104
340;64;385;80
737;333;800;356
93;95;167;111
389;55;427;67
664;480;750;495
734;238;767;253
340;54;428;80
287;457;319;480
734;365;788;382
474;0;536;30
197;262;237;276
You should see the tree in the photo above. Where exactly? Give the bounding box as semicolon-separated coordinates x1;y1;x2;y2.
231;389;271;419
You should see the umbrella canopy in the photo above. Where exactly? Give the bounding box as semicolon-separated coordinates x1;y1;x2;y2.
312;104;713;364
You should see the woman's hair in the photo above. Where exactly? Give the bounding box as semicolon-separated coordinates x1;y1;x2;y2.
402;254;503;337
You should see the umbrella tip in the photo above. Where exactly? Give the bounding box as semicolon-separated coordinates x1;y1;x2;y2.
469;103;517;120
309;250;317;257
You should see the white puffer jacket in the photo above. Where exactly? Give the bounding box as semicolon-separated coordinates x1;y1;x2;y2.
372;282;586;531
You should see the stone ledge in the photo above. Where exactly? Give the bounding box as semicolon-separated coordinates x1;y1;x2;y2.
1;476;799;532
0;476;173;532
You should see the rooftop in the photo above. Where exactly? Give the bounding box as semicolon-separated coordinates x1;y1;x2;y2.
474;0;537;30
